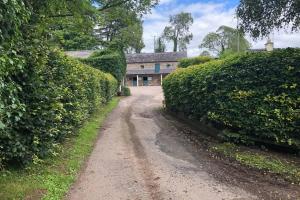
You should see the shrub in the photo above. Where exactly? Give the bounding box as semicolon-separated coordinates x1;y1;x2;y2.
178;56;212;68
163;49;300;149
119;86;131;96
0;50;118;166
81;49;126;83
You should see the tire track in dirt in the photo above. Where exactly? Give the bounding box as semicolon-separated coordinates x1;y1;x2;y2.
124;102;163;200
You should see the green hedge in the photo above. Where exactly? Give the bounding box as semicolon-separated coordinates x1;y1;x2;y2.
81;49;126;83
178;56;212;68
119;86;131;96
163;49;300;149
0;50;118;165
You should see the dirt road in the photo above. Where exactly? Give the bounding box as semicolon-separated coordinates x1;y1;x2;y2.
67;87;270;200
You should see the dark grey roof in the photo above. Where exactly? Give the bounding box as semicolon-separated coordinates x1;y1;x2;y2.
127;68;175;75
65;50;94;58
126;52;187;64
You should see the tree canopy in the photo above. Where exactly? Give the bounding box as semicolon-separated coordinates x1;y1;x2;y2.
95;6;145;52
237;0;300;38
200;25;251;56
163;12;193;52
0;0;156;52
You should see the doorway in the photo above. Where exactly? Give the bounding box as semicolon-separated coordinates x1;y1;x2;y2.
143;77;148;86
155;63;160;73
132;77;137;86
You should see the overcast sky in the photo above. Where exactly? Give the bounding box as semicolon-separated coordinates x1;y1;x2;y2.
142;0;300;57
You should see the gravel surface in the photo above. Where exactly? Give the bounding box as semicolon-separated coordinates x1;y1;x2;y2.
67;86;296;200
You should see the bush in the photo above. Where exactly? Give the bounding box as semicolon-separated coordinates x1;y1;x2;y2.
0;50;118;166
81;49;126;83
119;86;131;96
178;56;212;68
163;49;300;149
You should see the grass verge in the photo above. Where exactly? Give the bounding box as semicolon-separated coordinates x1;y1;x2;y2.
211;142;300;184
0;97;120;200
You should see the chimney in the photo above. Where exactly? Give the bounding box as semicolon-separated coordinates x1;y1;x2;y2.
265;38;274;52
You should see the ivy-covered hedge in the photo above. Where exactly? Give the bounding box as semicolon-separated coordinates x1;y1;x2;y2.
0;50;117;165
82;49;126;83
163;49;300;149
178;56;212;68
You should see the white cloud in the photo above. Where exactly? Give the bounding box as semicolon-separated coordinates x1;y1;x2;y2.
142;1;300;57
159;0;173;5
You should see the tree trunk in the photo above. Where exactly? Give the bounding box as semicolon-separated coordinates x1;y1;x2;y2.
173;38;178;52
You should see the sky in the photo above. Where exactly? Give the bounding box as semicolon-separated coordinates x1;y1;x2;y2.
142;0;300;57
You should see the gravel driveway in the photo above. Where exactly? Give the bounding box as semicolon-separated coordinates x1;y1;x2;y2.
67;86;257;200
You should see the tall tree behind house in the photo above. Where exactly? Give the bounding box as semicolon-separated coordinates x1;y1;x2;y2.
163;12;193;52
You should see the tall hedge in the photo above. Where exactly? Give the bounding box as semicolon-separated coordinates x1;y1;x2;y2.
0;50;117;165
82;49;126;83
163;49;300;149
178;56;212;68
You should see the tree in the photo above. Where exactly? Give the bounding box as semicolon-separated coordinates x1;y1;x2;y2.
237;0;300;38
154;36;166;53
95;6;145;51
163;12;193;52
23;0;157;46
49;18;99;50
200;25;251;55
119;19;145;53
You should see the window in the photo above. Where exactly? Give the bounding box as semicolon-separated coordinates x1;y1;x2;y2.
148;77;152;81
166;64;171;68
140;65;144;69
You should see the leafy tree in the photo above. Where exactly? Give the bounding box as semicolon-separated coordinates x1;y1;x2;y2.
95;6;145;52
200;25;251;55
237;0;300;38
155;36;166;53
96;0;158;14
120;19;145;53
163;12;193;52
49;19;99;50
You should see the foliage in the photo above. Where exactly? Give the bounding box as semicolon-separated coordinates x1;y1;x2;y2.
122;20;145;53
95;0;158;14
178;56;212;68
163;49;300;150
96;6;145;52
212;143;300;183
82;48;127;83
155;36;166;53
163;12;193;52
0;98;120;200
237;0;300;38
119;86;131;96
200;25;251;56
49;19;99;51
0;0;30;47
0;50;117;166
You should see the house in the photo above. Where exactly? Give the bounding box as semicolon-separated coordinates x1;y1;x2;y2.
64;50;187;87
125;52;187;86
